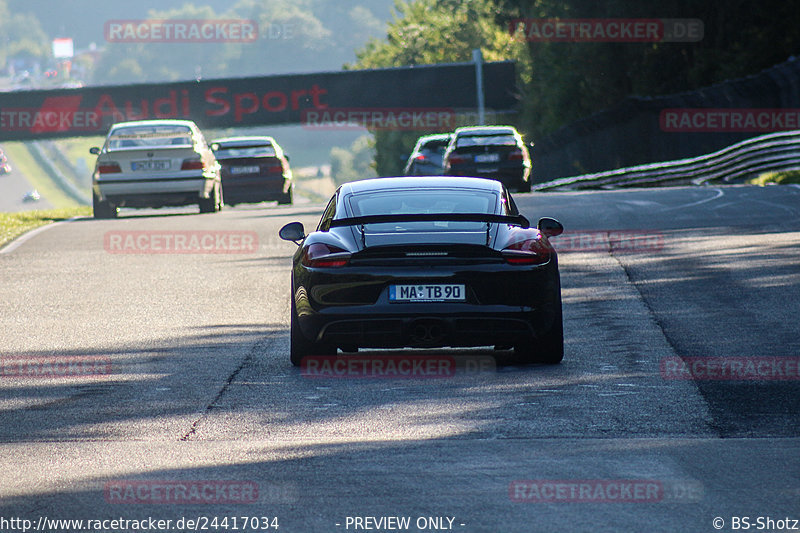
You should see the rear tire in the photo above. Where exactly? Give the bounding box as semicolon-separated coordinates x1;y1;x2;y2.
199;182;221;213
93;193;117;219
278;185;293;205
514;287;563;364
290;291;334;366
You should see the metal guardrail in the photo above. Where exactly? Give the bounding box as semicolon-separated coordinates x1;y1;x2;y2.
533;130;800;191
27;141;91;205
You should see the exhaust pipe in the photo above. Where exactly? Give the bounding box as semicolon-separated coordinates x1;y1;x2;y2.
408;319;447;346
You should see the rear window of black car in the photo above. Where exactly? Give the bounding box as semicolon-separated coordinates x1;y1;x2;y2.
420;139;450;152
455;134;517;148
214;145;277;158
346;188;498;232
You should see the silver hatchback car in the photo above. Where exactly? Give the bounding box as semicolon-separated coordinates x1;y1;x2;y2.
90;119;222;218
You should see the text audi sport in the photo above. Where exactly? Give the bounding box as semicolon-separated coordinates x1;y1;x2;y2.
279;176;564;366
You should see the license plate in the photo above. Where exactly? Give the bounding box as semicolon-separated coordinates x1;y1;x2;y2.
474;153;500;163
389;284;465;302
229;165;260;175
131;160;170;171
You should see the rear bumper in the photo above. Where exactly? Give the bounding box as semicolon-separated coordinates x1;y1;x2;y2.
94;174;216;207
221;175;290;203
446;166;530;187
293;260;561;349
312;310;542;348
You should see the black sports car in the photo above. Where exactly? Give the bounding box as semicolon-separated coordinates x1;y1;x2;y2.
279;176;564;366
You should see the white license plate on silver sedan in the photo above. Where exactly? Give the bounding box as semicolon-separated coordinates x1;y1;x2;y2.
389;284;465;302
132;160;170;171
229;165;260;175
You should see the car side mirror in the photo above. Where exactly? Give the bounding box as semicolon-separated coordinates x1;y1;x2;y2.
537;217;563;238
89;147;100;155
279;222;305;243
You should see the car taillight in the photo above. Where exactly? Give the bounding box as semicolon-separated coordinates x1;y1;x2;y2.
501;236;551;265
508;149;524;161
448;154;468;165
266;163;283;173
414;154;426;161
98;162;121;174
301;243;351;268
181;157;205;170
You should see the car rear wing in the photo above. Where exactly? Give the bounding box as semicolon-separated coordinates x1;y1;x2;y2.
326;213;530;229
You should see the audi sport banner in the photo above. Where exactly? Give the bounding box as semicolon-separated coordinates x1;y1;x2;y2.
0;61;516;141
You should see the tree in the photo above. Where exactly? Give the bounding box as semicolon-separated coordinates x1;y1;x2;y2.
330;134;377;185
350;0;528;176
491;0;800;139
0;0;50;71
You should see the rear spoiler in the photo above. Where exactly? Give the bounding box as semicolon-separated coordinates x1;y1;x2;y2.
327;213;530;229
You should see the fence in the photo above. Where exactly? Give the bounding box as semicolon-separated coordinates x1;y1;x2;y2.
531;56;800;181
533;129;800;191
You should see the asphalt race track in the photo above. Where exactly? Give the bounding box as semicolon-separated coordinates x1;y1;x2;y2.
1;184;799;532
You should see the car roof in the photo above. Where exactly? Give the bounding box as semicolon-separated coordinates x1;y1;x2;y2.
210;136;277;146
453;125;518;136
339;176;505;195
109;119;198;130
416;133;453;144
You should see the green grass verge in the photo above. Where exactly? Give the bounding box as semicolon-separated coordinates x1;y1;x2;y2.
748;170;800;186
0;207;92;250
1;142;79;208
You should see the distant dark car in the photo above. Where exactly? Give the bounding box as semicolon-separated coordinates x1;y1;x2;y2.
443;126;532;192
211;136;293;206
278;176;564;366
403;133;453;175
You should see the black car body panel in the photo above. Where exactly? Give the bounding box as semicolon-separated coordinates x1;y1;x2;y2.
280;176;564;365
211;136;293;205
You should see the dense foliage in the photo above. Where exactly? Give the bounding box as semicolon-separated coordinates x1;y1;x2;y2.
3;0;799;176
354;0;800;174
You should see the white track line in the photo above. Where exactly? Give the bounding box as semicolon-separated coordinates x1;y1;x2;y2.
660;187;724;211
